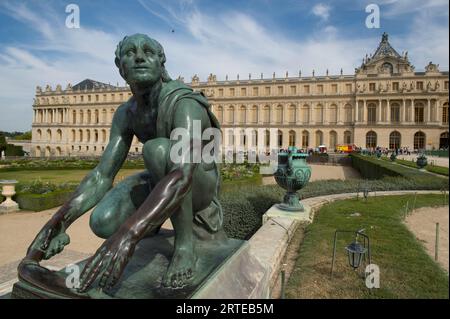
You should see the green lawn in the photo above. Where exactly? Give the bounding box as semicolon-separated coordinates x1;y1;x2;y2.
286;194;449;299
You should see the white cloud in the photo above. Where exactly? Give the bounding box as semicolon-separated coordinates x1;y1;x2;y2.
311;3;331;21
0;0;447;132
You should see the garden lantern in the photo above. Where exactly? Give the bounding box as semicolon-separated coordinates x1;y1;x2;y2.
345;241;367;269
330;229;371;278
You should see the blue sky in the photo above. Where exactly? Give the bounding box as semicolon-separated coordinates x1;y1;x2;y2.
0;0;448;131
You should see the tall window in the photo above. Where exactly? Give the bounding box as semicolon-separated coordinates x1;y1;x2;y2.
227;106;234;123
276;105;283;124
315;105;323;123
443;102;449;124
414;104;424;123
239;106;246;124
302;106;310;124
289;131;296;147
344;131;352;144
368;104;377;123
329;105;337;123
315;130;323;147
345;105;352;123
278;130;283;148
389;131;401;149
263;105;270;124
390;103;400;123
329;131;337;149
265;130;270;147
414;132;426;150
302;131;309;148
366;131;377;148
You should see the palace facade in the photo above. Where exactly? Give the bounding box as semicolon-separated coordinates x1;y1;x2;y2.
31;33;449;157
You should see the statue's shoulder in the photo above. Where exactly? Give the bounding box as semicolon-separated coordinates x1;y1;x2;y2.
159;80;192;102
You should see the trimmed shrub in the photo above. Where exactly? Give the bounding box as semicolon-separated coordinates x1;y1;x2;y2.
14;190;74;212
5;144;24;156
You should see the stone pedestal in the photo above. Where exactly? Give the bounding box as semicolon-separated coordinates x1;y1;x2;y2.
0;180;19;214
11;229;250;299
262;203;312;224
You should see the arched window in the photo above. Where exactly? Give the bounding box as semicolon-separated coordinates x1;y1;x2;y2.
251;130;258;147
72;111;76;124
302;131;309;148
302;105;310;124
315;130;323;147
344;131;352;144
278;130;283;147
102;130;107;143
265;130;270;147
368;103;377;123
227;106;234;123
46;129;52;141
329;131;337;149
79;129;83;142
289;130;296;147
239;105;246;124
389;131;401;149
366;131;377;148
35;146;41;157
56;147;62;156
239;129;246;146
216;106;223;123
71;130;75;142
56;129;62;142
344;104;352;123
329;104;337;123
440;132;449;149
95;110;99;124
315;105;323;123
414;131;426;150
263;105;270;124
288;105;296;124
94;130;99;143
250;105;258;124
276;105;283;124
227;130;234;147
86;130;91;143
390;103;400;123
87;110;91;124
37;129;42;140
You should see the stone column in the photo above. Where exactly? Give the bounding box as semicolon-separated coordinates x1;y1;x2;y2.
363;100;367;123
378;100;382;123
323;102;328;125
412;99;415;123
402;99;406;123
355;100;359;123
427;99;431;123
387;99;391;124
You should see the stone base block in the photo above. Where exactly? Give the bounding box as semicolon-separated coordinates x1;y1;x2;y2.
262;204;312;224
0;202;19;214
12;229;245;299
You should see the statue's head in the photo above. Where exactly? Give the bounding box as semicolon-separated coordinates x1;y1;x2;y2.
115;34;171;87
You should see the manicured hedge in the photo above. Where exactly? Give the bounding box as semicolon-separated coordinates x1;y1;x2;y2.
13;190;74;212
5;144;24;156
350;153;447;183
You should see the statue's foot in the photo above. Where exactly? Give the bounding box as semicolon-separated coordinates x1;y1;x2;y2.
162;246;197;289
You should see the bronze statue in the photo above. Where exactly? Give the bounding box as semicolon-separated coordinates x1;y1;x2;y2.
18;34;226;296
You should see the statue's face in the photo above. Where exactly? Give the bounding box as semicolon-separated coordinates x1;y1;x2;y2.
118;35;163;86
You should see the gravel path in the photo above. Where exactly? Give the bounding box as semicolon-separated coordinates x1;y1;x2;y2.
405;206;449;272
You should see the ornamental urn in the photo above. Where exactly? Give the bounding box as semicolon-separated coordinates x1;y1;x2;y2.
274;147;311;211
416;153;428;169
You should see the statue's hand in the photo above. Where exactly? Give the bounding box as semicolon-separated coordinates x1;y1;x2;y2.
78;230;137;292
26;219;70;261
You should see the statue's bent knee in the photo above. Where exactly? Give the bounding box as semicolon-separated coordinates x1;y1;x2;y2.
143;138;171;181
90;206;116;239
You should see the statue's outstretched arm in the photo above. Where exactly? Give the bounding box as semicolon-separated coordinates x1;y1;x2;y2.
24;105;133;263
